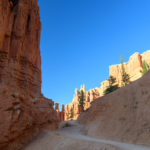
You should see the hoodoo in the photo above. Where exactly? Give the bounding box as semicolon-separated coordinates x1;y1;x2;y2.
0;0;59;149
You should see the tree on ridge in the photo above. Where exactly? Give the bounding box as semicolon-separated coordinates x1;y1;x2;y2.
69;107;74;120
120;56;130;86
79;90;85;112
104;76;119;95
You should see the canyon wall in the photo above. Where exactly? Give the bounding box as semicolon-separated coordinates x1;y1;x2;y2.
64;51;150;121
0;0;59;149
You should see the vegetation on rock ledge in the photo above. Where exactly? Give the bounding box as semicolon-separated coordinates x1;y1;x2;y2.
69;107;74;120
79;90;85;112
142;60;150;75
104;76;119;95
120;56;130;86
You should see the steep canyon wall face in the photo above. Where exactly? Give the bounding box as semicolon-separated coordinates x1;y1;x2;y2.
0;0;41;96
0;0;59;149
64;51;150;121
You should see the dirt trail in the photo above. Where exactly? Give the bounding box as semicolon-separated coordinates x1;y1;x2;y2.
24;121;150;150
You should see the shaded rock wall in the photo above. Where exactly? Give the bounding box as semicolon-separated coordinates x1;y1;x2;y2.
0;0;59;150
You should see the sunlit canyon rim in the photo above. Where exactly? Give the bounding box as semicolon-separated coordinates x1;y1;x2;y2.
55;51;150;121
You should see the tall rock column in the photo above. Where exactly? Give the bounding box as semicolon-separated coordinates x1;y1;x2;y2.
60;104;65;121
89;90;94;102
0;0;59;150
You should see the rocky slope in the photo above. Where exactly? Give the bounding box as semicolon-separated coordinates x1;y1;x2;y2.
78;71;150;146
65;51;150;121
0;0;59;149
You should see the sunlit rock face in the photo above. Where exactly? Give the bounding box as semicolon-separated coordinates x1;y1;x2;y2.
0;0;59;149
109;52;143;86
65;85;101;120
109;51;150;86
64;51;150;121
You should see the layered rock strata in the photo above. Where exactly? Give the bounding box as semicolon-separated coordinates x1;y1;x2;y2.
65;51;150;121
0;0;59;149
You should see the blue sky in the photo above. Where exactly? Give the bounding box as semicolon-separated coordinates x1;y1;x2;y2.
38;0;150;108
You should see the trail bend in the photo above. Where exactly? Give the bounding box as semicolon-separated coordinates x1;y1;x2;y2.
24;121;150;150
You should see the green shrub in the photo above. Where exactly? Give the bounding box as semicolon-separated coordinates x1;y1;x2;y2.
104;76;119;95
120;56;130;86
142;60;150;75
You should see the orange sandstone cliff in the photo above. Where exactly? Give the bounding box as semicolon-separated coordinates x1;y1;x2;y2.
0;0;59;149
65;51;150;120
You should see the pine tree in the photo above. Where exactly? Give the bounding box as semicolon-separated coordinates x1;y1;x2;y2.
107;75;116;85
79;90;85;112
69;107;74;120
104;76;118;95
120;56;130;86
142;60;149;75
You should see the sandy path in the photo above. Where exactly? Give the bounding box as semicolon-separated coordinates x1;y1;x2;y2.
60;121;150;150
24;121;150;150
